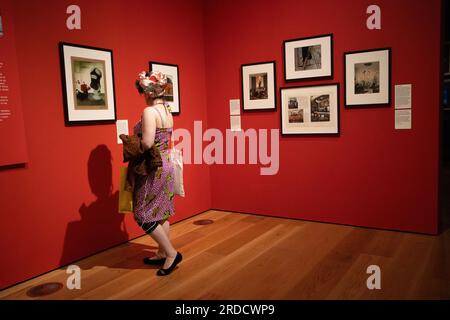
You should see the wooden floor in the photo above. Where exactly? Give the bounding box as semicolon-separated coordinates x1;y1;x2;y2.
1;210;449;300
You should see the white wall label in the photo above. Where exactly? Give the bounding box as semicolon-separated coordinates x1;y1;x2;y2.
395;84;412;110
395;109;412;130
116;120;129;144
230;115;241;132
230;99;240;116
395;84;412;130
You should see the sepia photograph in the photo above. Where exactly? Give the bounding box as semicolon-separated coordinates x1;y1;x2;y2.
288;97;298;109
288;109;304;123
294;45;321;71
165;75;174;102
311;94;330;122
249;72;268;100
241;61;276;111
354;61;380;94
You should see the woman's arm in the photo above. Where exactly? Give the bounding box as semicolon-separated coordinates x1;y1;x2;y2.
141;107;157;151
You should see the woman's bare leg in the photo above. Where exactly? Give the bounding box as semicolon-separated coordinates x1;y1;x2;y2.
149;220;170;259
147;220;170;260
148;224;177;268
161;219;170;237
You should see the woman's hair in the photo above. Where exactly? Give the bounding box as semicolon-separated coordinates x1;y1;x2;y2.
135;70;168;98
134;71;150;94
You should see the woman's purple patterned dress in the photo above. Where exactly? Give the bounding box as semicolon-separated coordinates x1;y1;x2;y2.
132;120;175;226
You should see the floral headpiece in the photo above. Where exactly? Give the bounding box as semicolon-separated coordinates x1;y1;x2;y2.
137;71;168;98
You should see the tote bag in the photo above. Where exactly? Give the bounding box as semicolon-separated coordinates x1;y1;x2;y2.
170;141;185;197
118;166;134;213
155;105;185;197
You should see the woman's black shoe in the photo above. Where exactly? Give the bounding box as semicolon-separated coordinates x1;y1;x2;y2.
156;252;183;276
143;256;166;265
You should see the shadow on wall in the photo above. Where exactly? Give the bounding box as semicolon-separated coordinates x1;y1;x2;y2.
59;145;131;267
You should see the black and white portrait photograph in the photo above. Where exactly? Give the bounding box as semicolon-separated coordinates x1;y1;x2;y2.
241;61;276;111
249;72;268;100
288;97;298;109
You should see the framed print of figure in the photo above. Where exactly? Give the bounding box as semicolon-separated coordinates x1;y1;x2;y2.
59;42;117;125
241;61;276;111
283;34;333;81
344;48;391;107
149;61;180;115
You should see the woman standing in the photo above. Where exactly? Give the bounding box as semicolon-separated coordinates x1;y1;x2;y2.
133;70;182;276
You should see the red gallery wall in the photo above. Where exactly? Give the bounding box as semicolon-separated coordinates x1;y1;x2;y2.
204;0;441;234
0;0;442;290
0;0;211;289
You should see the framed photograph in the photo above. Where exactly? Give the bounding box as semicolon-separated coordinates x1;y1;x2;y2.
59;42;117;125
283;34;333;81
241;61;276;111
344;48;391;107
149;61;180;115
280;83;339;135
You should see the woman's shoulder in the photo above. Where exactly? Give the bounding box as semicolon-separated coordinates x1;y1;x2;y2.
142;106;156;115
141;107;159;122
142;105;173;127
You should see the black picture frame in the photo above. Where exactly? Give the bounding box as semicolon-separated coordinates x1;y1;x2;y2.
149;61;181;115
279;83;340;136
59;42;117;126
283;34;334;81
241;61;277;112
344;47;392;107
